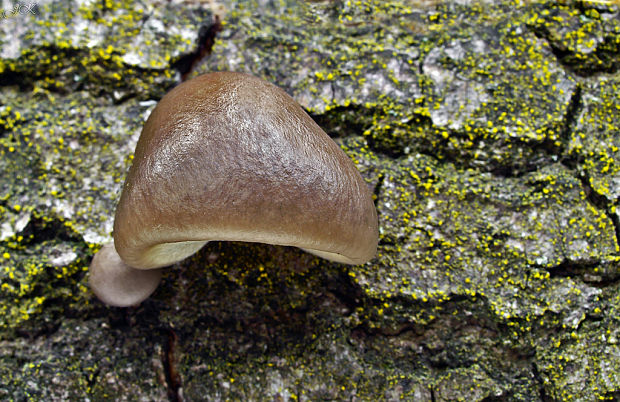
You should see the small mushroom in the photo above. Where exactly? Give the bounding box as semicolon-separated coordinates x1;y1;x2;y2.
89;72;378;307
89;243;162;307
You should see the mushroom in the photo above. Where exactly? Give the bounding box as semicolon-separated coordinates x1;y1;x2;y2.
89;72;378;307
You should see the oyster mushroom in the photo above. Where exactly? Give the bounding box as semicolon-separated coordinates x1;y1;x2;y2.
89;72;378;307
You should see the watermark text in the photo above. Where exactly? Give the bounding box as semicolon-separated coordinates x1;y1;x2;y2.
0;2;38;20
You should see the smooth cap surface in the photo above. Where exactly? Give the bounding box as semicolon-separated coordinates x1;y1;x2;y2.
113;72;378;268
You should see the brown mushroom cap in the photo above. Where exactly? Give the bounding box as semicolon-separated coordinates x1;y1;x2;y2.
89;72;378;306
115;72;378;269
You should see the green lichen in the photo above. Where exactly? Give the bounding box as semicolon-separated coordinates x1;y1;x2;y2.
570;75;620;201
1;0;619;399
0;213;90;336
527;0;620;76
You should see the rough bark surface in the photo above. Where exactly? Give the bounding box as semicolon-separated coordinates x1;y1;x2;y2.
0;0;619;400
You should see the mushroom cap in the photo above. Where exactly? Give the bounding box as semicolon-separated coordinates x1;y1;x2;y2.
88;243;162;307
114;71;378;269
